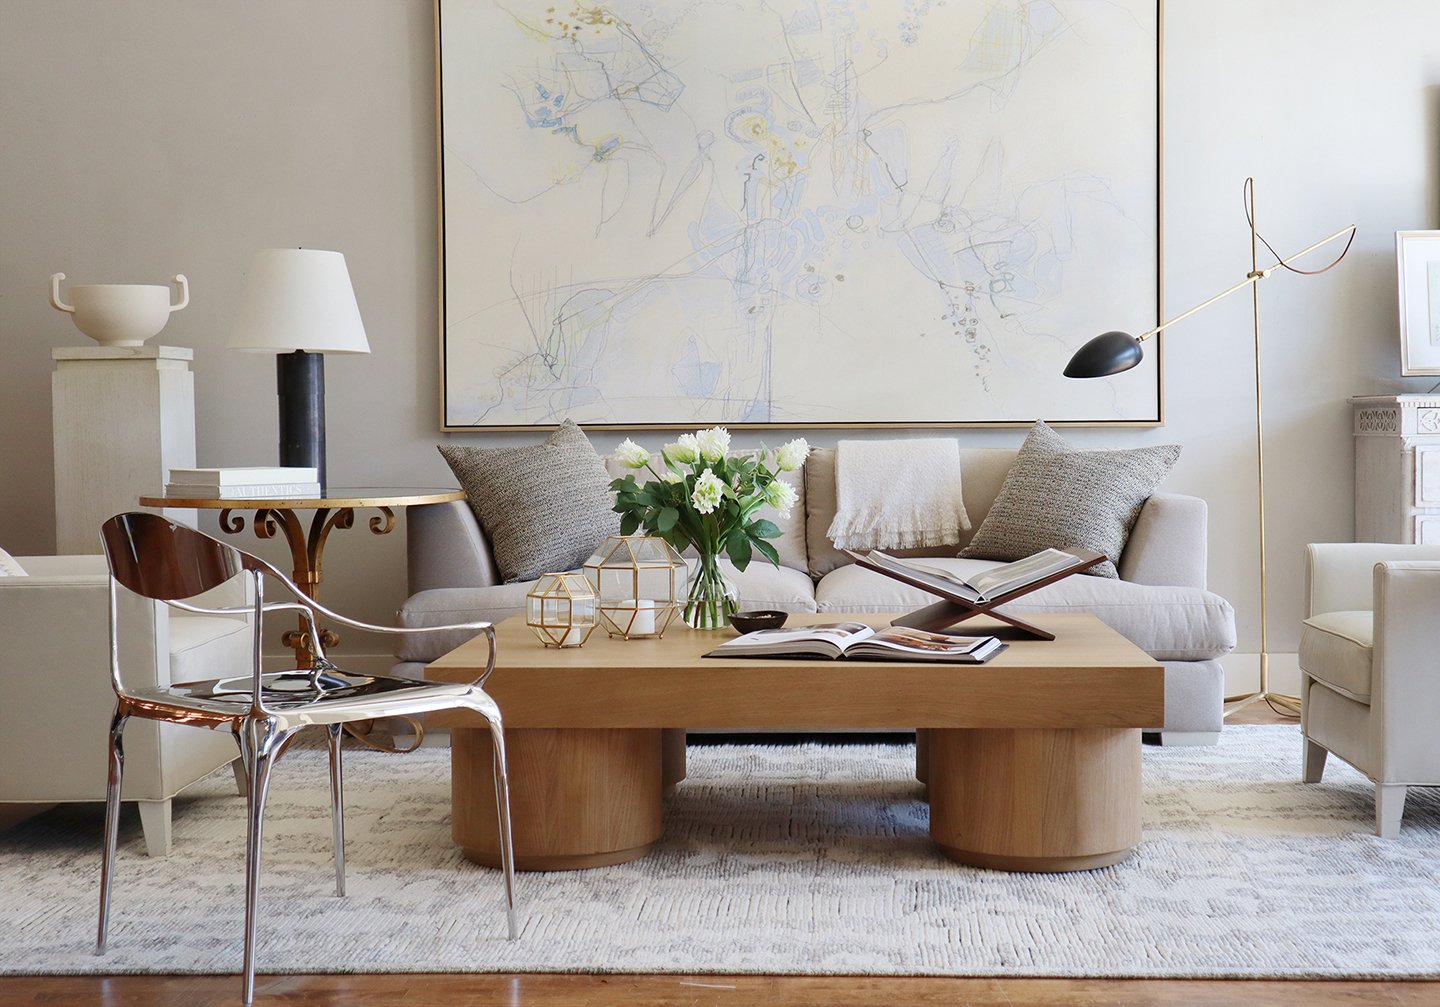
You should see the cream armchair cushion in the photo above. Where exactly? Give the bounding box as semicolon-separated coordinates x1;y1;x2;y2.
1299;543;1440;837
0;555;249;854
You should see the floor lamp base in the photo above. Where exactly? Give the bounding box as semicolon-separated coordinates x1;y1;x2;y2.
1224;690;1301;719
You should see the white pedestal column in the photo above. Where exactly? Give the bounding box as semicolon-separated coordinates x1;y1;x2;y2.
52;346;197;553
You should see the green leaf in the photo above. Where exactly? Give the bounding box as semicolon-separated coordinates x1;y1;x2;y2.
749;536;780;567
619;512;641;536
658;507;679;532
749;518;782;539
726;528;753;570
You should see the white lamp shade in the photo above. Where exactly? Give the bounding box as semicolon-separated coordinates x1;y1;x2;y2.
228;248;370;353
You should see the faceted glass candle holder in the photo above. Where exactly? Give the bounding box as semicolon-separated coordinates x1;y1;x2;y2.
582;535;688;639
525;572;598;648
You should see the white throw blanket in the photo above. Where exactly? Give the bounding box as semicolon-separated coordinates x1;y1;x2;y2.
826;439;970;551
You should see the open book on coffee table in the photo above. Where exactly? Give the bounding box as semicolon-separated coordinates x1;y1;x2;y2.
845;546;1106;641
706;621;1005;664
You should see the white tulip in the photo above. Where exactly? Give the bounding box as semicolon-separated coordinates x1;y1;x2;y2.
691;469;725;514
763;479;798;518
696;426;731;463
659;468;685;484
667;433;700;465
615;438;650;469
776;437;810;471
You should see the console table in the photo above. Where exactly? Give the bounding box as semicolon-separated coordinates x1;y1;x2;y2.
1351;394;1440;543
140;487;463;666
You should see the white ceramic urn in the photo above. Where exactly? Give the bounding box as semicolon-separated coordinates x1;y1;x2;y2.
50;272;189;347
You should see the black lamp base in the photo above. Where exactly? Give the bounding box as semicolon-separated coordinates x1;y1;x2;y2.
277;350;326;490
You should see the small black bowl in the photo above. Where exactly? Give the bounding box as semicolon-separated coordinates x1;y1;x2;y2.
730;609;789;633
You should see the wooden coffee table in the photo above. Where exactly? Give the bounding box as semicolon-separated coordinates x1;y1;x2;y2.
426;612;1163;873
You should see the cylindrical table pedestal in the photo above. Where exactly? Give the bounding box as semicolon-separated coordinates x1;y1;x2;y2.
452;726;663;871
927;727;1141;872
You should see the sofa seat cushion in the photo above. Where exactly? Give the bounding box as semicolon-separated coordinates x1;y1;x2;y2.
1299;610;1373;703
168;614;251;685
398;583;537;662
814;558;1235;661
701;559;818;616
398;562;819;663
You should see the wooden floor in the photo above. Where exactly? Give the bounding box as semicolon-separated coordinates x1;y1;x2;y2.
6;702;1432;1006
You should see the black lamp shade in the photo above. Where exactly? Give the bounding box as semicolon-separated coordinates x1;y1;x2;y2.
1064;330;1145;378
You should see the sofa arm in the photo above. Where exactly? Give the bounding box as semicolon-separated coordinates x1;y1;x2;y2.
1117;493;1208;589
406;500;500;593
1372;560;1440;780
1304;543;1440;618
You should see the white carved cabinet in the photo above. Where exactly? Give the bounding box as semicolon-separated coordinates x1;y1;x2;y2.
1351;394;1440;543
51;346;196;554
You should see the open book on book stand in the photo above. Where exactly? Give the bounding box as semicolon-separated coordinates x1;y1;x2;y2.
845;546;1106;641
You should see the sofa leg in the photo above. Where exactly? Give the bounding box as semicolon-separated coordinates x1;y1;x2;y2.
137;798;173;856
232;758;249;797
1302;738;1327;784
1376;784;1407;839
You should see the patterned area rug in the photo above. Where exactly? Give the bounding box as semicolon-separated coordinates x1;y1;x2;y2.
3;725;1439;978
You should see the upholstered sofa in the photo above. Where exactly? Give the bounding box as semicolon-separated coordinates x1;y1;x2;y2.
394;447;1236;744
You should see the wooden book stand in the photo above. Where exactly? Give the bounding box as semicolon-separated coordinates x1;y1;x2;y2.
849;547;1106;641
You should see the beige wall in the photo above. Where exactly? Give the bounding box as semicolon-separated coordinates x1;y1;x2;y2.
3;0;1439;675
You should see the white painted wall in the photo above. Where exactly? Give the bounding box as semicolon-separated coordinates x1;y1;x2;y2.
2;0;1439;676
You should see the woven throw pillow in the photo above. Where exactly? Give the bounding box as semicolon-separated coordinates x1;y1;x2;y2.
438;420;620;583
959;421;1180;578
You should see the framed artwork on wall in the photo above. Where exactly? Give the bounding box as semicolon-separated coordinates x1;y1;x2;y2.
436;0;1163;430
1396;230;1440;376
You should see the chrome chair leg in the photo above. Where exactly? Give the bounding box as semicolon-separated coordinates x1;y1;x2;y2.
95;708;128;955
326;723;346;897
237;716;286;1007
478;700;518;940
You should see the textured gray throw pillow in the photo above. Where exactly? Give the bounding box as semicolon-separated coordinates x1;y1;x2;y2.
438;420;620;583
959;421;1180;578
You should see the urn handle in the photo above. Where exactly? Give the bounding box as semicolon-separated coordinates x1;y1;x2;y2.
49;273;74;313
169;274;189;312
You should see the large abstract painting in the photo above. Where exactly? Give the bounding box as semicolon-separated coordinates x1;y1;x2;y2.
438;0;1161;428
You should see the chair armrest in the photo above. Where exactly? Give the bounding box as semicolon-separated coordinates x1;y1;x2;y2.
407;500;501;593
1117;493;1208;589
1372;560;1440;780
1304;543;1440;617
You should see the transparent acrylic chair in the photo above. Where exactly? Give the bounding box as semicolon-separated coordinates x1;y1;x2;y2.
96;512;517;1006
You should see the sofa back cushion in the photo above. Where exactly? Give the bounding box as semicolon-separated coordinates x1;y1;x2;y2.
804;445;1017;578
604;452;809;573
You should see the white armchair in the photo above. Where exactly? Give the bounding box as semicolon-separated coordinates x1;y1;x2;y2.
0;554;250;854
1299;543;1440;837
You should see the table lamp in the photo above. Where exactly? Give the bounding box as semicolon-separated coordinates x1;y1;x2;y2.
228;249;369;490
1064;178;1355;717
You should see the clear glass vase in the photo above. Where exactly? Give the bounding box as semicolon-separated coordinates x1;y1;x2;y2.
683;553;738;630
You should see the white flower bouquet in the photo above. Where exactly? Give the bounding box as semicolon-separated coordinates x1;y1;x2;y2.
610;427;809;629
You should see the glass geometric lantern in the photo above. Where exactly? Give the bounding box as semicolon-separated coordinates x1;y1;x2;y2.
582;535;689;640
525;572;598;648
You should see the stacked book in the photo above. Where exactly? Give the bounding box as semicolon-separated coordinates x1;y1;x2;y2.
166;467;321;499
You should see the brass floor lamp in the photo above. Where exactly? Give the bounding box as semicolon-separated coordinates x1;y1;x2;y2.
1065;178;1356;718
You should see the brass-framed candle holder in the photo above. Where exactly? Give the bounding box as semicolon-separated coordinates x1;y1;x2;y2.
525;572;598;648
582;535;688;639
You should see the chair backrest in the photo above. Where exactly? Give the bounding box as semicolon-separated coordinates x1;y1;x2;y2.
100;512;249;601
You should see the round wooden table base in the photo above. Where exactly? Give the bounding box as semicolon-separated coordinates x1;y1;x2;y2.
452;726;664;872
926;727;1142;873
